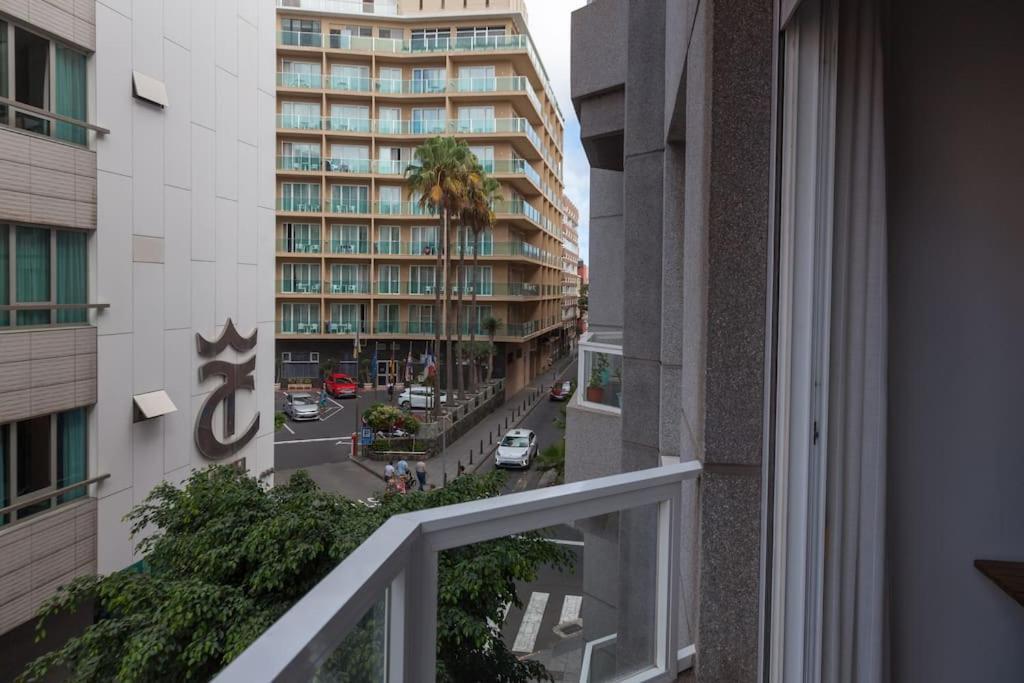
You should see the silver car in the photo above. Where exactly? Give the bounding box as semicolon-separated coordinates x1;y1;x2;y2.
495;429;538;469
284;392;320;421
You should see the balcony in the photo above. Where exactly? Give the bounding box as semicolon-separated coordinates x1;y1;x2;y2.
0;96;107;149
277;197;322;213
375;79;448;96
277;321;323;335
324;281;371;295
277;280;323;295
324;117;372;134
276;114;322;131
324;320;368;335
277;155;322;172
373;201;432;217
324;75;373;93
375;119;447;136
374;320;401;334
278;30;323;48
277;72;321;89
277;239;323;254
578;331;624;413
327;240;370;255
324;158;371;174
276;0;398;15
213;461;700;682
326;199;370;215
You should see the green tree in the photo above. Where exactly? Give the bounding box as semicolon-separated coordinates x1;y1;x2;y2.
362;403;420;434
463;163;502;394
482;316;504;382
20;467;572;683
405;137;474;422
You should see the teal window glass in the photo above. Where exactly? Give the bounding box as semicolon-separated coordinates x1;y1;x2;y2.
57;408;87;503
0;424;8;526
16;226;50;326
0;225;8;326
56;230;87;323
54;45;87;145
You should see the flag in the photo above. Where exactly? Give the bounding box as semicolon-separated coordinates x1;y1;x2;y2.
423;346;436;377
371;347;378;385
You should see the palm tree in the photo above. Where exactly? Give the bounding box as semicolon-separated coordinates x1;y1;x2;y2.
405;137;473;422
463;170;502;393
482;316;503;382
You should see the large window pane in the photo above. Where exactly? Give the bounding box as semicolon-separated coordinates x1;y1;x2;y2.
0;22;8;125
57;230;87;323
14;27;49;136
16;226;51;326
0;225;8;327
57;407;87;503
16;415;51;519
54;45;87;145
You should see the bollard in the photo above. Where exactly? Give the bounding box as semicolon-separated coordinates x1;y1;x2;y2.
443;469;448;486
470;449;474;465
480;438;484;453
489;432;493;445
505;416;508;429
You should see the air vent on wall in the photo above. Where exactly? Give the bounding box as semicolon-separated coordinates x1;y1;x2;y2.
132;71;168;108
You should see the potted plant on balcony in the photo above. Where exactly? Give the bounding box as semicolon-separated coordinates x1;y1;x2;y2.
586;352;609;403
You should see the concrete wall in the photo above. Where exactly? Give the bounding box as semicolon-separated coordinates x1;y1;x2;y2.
886;0;1024;679
92;0;276;574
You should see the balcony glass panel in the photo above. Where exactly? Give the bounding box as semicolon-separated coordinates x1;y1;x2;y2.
326;74;372;92
279;30;322;47
324;116;372;133
277;154;322;171
325;319;367;335
326;280;370;295
277;72;320;89
276;113;322;130
324;157;371;173
277;238;322;254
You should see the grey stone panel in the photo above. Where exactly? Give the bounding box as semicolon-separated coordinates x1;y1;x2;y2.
579;89;626;142
703;0;773;467
587;215;624;331
661;142;686;362
620;356;661;451
625;0;667;156
622;151;665;363
619;440;659;474
665;0;700;142
659;365;682;458
570;0;628;105
697;471;762;683
565;400;623;484
590;168;624;220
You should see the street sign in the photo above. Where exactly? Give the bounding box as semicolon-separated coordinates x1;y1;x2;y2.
360;427;375;446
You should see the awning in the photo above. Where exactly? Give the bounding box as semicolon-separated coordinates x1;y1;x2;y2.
133;390;178;421
132;71;168;108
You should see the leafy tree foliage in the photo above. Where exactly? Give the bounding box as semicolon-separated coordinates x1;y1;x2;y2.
362;403;421;434
20;467;571;683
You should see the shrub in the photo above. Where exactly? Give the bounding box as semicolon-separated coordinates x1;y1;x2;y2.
362;404;421;434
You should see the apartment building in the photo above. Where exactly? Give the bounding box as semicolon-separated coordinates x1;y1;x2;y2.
560;193;580;353
0;1;275;676
273;0;567;392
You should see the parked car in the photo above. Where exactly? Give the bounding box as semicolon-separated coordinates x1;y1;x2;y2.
283;392;319;421
495;428;538;469
325;373;358;398
550;380;573;401
398;386;447;410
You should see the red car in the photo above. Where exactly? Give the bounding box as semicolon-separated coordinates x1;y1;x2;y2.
549;380;573;401
325;373;358;398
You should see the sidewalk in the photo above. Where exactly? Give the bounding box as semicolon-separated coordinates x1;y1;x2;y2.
352;353;578;488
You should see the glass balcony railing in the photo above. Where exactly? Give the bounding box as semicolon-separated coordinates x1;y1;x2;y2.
373;159;405;175
374;240;402;255
277;197;322;212
217;443;699;683
375;119;447;135
374;320;401;334
493;198;542;225
324;280;371;295
324;320;368;335
326;199;370;214
328;240;369;254
275;0;398;15
373;78;447;95
405;321;435;335
277;239;322;254
277;72;321;89
449;75;530;94
324;117;372;133
406;280;436;295
279;30;322;48
408;241;439;256
324;158;371;173
327;34;375;51
376;281;403;295
373;201;431;217
277;320;322;335
324;75;372;92
278;280;323;294
276;114;322;130
277;155;322;171
490;158;541;185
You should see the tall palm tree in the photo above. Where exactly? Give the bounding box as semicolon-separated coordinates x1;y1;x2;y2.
482;316;503;382
405;137;472;422
464;170;502;393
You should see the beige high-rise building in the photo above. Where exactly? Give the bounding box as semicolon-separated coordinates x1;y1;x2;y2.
274;0;567;392
561;194;580;353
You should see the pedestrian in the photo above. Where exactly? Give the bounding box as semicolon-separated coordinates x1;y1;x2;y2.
416;460;427;491
384;460;395;483
457;462;466;477
396;458;409;477
319;387;328;414
387;382;395;401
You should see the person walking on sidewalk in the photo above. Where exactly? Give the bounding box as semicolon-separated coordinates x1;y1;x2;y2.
384;461;395;483
416;460;427;491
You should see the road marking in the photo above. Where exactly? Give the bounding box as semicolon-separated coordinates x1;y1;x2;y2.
512;591;549;653
282;423;295;435
276;436;352;446
559;595;582;624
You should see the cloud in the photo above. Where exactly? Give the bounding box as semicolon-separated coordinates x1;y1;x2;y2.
525;0;591;263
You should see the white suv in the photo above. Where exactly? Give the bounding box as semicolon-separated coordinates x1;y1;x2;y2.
398;386;447;410
495;429;538;468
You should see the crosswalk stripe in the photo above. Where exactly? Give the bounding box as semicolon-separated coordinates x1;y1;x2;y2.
559;594;582;624
512;592;549;653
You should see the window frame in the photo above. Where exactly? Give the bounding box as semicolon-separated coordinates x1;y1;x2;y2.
1;223;90;328
576;331;624;415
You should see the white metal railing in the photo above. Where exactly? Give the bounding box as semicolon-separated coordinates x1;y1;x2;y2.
213;462;701;682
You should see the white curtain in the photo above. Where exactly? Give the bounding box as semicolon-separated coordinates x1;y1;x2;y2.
822;0;888;680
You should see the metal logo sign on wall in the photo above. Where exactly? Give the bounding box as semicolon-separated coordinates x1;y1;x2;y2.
194;319;260;460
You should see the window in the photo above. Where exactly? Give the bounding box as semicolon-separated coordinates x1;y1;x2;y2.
0;23;89;145
329;25;372;49
282;223;320;253
0;407;88;526
578;331;623;413
281;263;321;293
411;226;438;255
410;28;451;51
331;263;369;292
410;68;445;94
378;185;402;214
377;264;400;294
461;265;492;295
281;18;321;47
378;28;400;40
329;64;370;91
279;60;320;88
409;265;435;294
468;145;494;171
411;107;445;134
280;141;321;171
327;144;369;173
330;224;368;253
328;103;370;132
280;303;320;334
0;225;88;328
280;183;320;211
377;225;401;254
377;66;402;94
329;303;364;333
457;105;495;133
377;303;399;333
457;66;496;93
330;184;369;213
280;101;321;129
409;304;434;334
378;106;401;133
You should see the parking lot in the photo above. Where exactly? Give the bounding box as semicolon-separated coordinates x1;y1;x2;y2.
274;387;392;466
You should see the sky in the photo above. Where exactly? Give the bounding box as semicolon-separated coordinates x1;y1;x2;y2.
524;0;591;264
